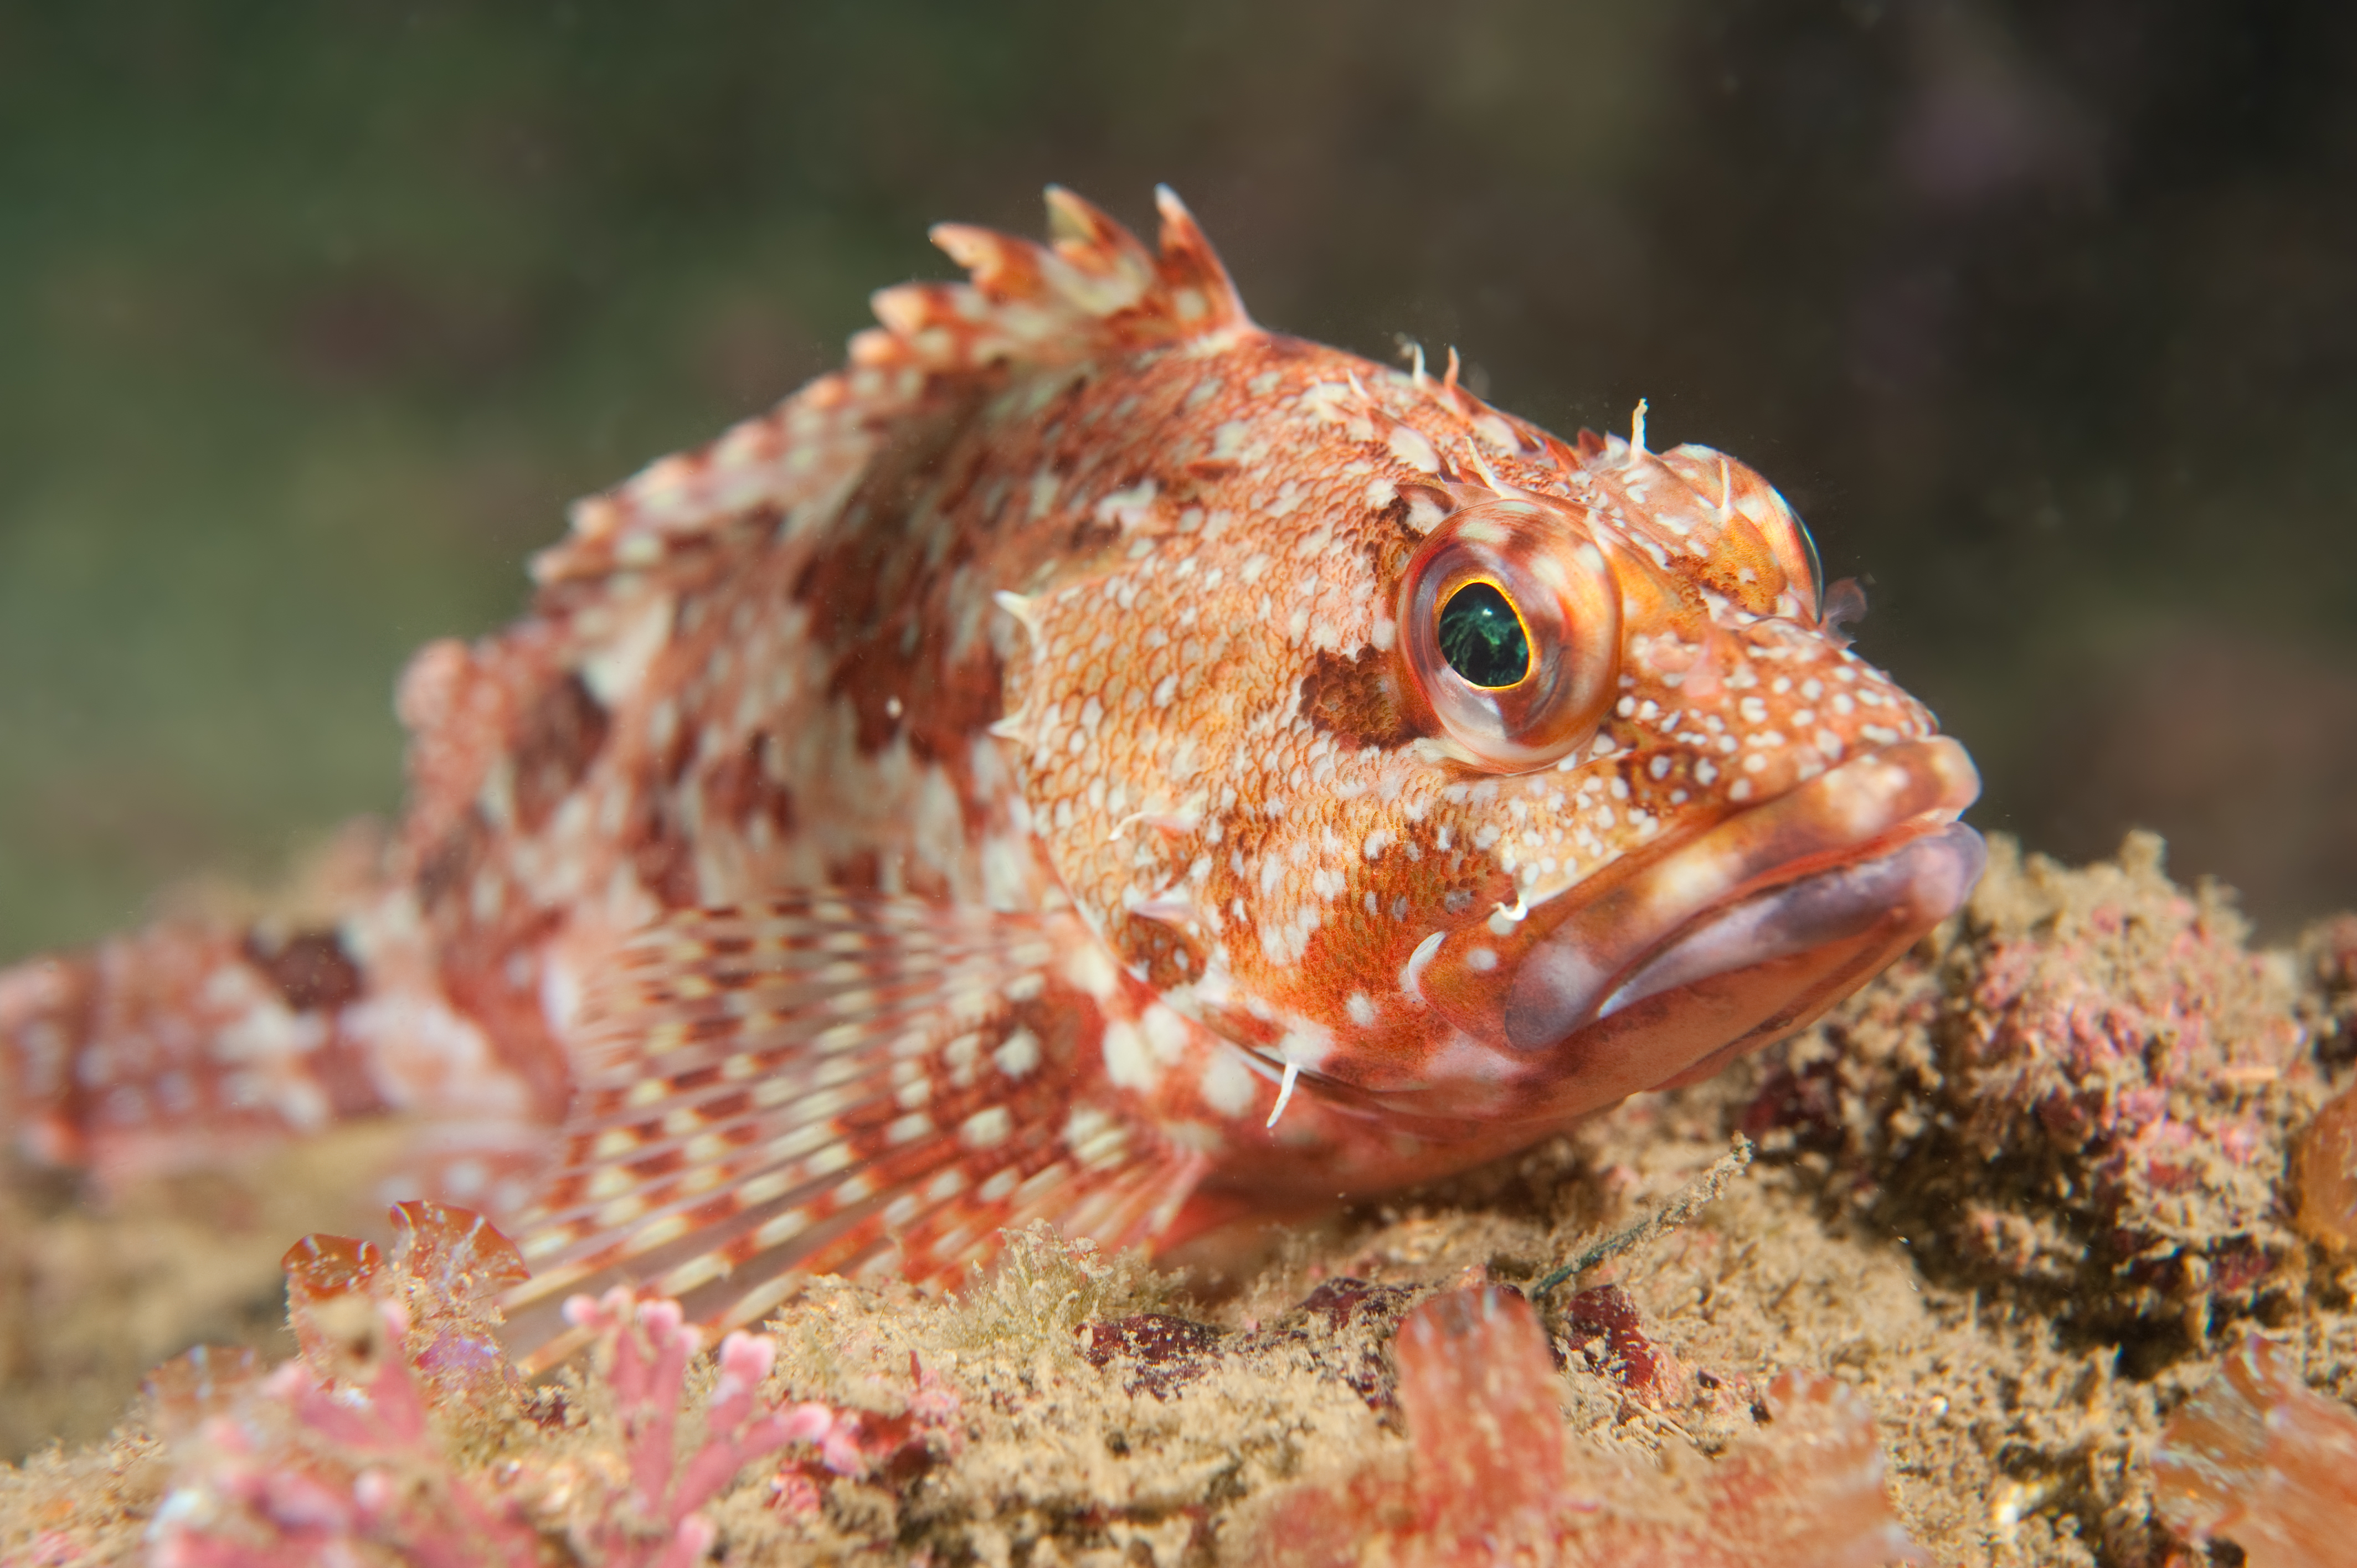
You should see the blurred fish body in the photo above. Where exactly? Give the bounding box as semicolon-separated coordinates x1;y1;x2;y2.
0;188;1980;1345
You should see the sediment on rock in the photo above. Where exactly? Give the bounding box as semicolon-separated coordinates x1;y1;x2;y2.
7;834;2357;1567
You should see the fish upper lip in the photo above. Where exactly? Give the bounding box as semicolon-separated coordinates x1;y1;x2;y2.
1501;736;1981;1051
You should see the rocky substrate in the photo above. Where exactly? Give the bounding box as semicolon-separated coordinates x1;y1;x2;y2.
6;833;2357;1566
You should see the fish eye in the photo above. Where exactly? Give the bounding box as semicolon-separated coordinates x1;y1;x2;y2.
1399;498;1622;771
1436;581;1531;689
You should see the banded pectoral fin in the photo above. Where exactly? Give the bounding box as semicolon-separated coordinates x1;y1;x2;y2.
500;894;1205;1366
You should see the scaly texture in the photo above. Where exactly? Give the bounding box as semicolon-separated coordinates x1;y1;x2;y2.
1;187;1980;1356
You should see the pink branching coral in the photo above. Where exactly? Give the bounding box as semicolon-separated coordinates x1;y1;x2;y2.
557;1287;839;1562
2153;1334;2357;1568
1242;1284;1929;1567
141;1201;870;1568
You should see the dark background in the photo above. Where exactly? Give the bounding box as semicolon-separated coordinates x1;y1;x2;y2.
2;0;2353;956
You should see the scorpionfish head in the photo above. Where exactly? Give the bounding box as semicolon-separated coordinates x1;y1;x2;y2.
1003;360;1980;1131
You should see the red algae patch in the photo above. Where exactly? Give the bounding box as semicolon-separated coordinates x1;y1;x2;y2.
1239;1283;1928;1567
2154;1334;2357;1567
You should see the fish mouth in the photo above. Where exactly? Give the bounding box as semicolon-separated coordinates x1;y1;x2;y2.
1501;737;1983;1069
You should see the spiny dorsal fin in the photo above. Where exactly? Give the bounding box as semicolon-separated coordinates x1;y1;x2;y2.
536;186;1249;586
894;184;1250;364
501;895;1202;1368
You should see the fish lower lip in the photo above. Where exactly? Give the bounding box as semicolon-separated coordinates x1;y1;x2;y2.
1592;823;1985;1021
1502;737;1980;1051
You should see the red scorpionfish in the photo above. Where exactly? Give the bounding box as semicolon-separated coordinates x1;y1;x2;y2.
0;189;1981;1357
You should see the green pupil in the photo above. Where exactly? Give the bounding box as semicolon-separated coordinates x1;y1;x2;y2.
1437;581;1531;689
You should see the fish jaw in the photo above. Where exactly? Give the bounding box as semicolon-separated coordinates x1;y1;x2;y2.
1396;736;1982;1122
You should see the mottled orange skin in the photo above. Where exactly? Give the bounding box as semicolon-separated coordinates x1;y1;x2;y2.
1;190;1977;1333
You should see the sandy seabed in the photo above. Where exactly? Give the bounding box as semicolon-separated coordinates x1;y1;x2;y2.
4;832;2354;1566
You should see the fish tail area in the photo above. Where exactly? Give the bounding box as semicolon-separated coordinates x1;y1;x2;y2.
533;185;1251;587
499;895;1204;1371
0;910;390;1185
0;836;557;1216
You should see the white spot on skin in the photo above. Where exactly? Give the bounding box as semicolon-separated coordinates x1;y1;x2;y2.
1064;1104;1129;1170
1199;1050;1258;1118
960;1105;1013;1148
995;1028;1041;1077
1346;992;1377;1028
1063;944;1119;1000
1467;947;1499;973
1141;1004;1193;1067
1102;1020;1156;1090
1387;424;1441;473
578;592;676;705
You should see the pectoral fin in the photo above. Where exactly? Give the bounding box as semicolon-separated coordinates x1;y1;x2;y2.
502;894;1201;1365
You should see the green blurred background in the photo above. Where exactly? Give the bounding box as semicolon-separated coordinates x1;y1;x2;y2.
2;0;2352;956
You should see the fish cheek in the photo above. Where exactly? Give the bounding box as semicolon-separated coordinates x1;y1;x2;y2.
1298;644;1424;751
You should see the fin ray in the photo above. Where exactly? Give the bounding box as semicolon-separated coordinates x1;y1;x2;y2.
539;187;1250;587
502;894;1198;1359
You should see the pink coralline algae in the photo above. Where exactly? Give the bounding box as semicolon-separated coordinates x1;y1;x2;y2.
2153;1334;2357;1567
1242;1284;1929;1567
1866;834;2319;1318
140;1201;894;1568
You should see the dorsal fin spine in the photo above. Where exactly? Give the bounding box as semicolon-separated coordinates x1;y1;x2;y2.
537;188;1249;586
